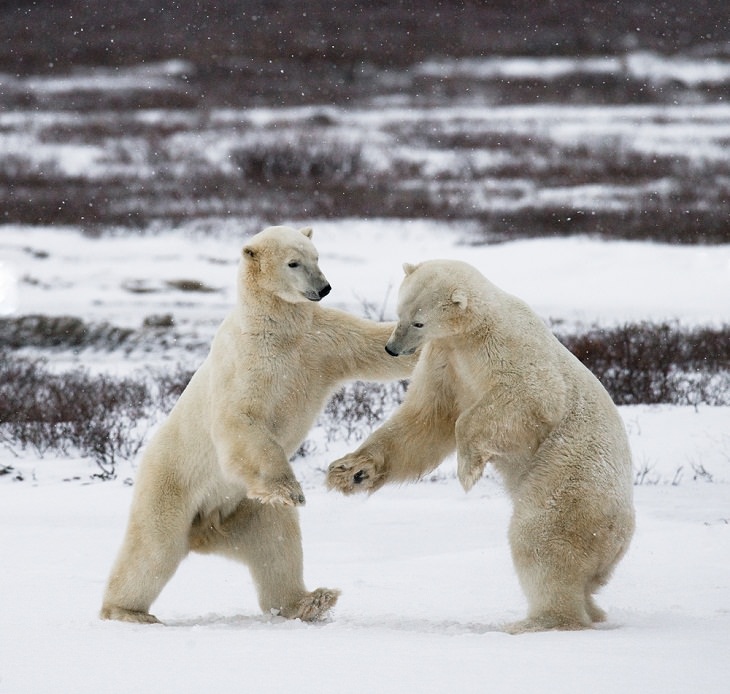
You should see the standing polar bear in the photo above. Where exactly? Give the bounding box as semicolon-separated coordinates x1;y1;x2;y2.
327;259;635;634
101;226;415;624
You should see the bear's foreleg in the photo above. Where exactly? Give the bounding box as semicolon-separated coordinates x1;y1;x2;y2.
455;396;553;492
455;406;498;493
211;417;306;506
327;447;389;495
328;399;456;493
190;499;340;621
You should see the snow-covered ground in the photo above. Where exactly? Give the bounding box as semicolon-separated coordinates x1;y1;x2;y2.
1;222;729;693
3;220;729;330
1;477;729;694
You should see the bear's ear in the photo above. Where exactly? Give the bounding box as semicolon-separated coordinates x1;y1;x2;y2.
243;245;257;261
299;226;313;239
451;289;468;310
403;262;418;276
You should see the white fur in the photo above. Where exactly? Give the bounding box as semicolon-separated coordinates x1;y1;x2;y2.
101;226;415;624
328;259;635;633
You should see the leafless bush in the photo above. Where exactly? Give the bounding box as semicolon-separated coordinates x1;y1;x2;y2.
1;319;726;481
4;118;727;243
559;322;730;405
232;139;364;185
321;380;408;444
691;463;714;483
0;315;135;351
0;354;152;478
148;364;195;412
0;315;210;357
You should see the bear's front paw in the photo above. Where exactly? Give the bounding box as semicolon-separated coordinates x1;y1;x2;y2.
456;451;488;493
248;475;306;506
326;452;386;495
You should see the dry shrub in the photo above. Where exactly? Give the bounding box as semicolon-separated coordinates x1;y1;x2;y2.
321;380;408;444
232;139;363;185
559;322;730;406
0;315;134;351
0;354;151;477
1;320;726;482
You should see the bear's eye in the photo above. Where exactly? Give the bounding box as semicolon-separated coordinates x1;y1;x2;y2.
412;322;424;329
288;261;300;268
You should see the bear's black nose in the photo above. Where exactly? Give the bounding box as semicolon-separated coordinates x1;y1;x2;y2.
318;284;332;299
385;344;399;356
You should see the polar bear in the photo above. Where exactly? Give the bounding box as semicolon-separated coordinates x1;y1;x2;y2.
101;226;415;624
327;259;635;633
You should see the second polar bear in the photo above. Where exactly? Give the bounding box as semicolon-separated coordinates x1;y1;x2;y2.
327;259;635;633
101;226;415;625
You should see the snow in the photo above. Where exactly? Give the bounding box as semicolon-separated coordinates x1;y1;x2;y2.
416;52;730;87
2;475;729;693
2;60;192;94
2;222;729;332
4;99;730;183
1;218;729;691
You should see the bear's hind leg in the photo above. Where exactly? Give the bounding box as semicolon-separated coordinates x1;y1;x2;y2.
231;501;340;621
583;525;634;624
190;499;339;621
585;591;607;623
584;558;621;624
504;572;593;634
101;513;190;624
506;517;595;634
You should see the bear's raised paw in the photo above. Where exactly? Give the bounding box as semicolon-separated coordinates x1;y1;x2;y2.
327;453;387;495
457;453;488;493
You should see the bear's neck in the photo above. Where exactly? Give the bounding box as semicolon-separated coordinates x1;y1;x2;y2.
236;289;315;337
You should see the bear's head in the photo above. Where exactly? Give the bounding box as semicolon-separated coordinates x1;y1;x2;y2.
241;226;331;304
385;259;480;356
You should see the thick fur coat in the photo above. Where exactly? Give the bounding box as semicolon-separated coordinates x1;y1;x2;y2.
101;226;415;624
327;259;635;633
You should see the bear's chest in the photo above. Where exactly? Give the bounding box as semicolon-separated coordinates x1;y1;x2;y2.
448;350;486;411
256;360;330;438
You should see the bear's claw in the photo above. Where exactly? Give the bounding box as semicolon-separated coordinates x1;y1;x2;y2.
253;489;306;506
248;476;306;506
326;454;386;495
